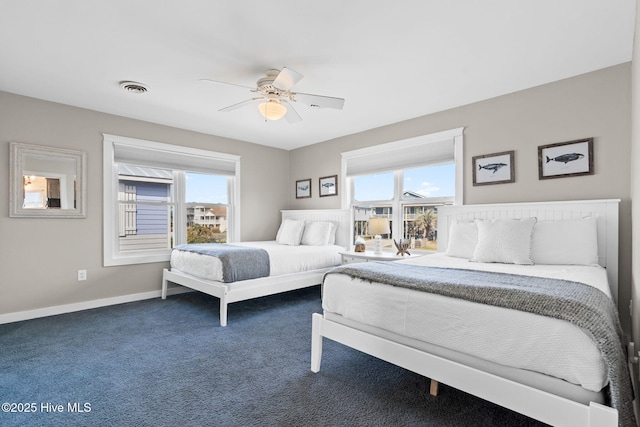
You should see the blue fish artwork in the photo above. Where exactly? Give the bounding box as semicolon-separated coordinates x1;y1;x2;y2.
478;163;507;174
546;153;584;164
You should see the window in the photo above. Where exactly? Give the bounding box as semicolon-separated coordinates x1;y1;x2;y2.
342;128;463;253
185;172;229;244
103;134;240;266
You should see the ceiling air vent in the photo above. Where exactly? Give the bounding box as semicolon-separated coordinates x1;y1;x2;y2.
120;81;148;94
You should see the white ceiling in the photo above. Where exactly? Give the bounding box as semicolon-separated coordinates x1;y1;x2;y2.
0;1;635;151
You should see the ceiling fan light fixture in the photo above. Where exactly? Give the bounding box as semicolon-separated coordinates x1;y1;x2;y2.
258;100;287;121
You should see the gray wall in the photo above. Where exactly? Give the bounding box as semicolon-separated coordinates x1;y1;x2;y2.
0;91;289;315
290;63;633;333
631;0;640;351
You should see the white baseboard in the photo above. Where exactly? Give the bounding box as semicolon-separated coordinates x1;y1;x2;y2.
0;286;191;325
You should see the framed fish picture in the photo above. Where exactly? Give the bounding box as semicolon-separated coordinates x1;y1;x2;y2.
296;178;311;199
319;175;338;197
538;138;593;180
472;150;515;186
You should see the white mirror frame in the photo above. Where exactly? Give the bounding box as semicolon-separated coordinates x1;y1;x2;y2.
10;142;87;218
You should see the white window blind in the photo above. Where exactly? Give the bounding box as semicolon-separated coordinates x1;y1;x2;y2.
110;136;239;175
342;128;462;176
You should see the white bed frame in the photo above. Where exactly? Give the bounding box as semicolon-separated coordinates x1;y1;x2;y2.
311;199;624;427
162;209;350;327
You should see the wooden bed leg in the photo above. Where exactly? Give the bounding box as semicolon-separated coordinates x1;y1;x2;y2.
219;297;228;327
161;269;168;300
429;379;439;396
311;313;323;373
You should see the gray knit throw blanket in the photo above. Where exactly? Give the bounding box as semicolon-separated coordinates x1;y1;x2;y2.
325;262;635;427
173;243;269;283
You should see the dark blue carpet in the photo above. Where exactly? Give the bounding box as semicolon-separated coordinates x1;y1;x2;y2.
0;286;546;426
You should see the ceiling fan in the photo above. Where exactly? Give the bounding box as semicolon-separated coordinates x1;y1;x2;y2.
200;67;345;123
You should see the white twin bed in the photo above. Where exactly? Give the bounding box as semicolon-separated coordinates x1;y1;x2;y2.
312;199;635;427
162;209;350;326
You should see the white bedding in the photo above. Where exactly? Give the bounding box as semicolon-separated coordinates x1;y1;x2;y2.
322;253;612;392
171;241;343;282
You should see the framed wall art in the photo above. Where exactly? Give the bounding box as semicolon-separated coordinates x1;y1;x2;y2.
538;138;593;180
319;175;338;197
472;150;515;186
296;178;311;199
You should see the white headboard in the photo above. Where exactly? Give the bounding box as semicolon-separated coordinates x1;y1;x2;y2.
281;209;351;250
437;199;620;303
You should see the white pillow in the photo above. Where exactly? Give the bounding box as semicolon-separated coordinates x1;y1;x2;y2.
471;218;537;265
531;217;599;265
301;221;334;246
445;220;477;259
327;222;337;245
275;219;305;246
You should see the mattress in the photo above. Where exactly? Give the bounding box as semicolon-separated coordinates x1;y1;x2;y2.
171;241;343;282
322;253;612;392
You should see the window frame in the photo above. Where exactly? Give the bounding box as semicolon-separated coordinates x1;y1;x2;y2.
102;134;240;266
341;128;463;248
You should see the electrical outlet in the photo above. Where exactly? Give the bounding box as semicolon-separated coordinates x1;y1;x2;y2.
77;269;87;281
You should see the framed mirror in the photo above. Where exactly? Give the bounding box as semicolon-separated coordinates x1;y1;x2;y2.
10;142;87;218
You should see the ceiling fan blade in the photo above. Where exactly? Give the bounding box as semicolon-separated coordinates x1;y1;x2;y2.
273;67;303;91
282;101;302;123
219;97;263;112
200;78;255;91
293;92;345;110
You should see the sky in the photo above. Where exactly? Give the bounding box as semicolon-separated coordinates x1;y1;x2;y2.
185;173;228;204
184;163;455;204
354;163;455;201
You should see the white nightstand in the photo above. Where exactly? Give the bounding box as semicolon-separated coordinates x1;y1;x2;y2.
340;250;422;264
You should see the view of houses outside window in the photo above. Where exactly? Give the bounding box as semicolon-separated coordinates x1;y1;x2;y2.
118;164;173;252
117;166;228;252
351;163;454;253
185;172;228;244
